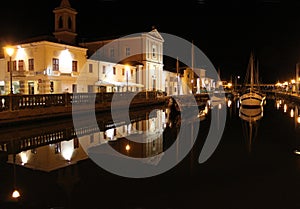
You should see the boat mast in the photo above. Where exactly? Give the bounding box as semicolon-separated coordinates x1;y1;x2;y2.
250;53;254;90
176;57;179;95
191;40;194;93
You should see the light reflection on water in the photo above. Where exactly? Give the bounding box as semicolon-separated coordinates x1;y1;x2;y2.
1;95;300;208
1;103;209;172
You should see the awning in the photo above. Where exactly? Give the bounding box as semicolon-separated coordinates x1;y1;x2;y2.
118;81;144;88
95;80;144;88
95;80;121;86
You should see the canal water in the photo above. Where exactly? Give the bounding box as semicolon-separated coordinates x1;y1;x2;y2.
0;95;300;209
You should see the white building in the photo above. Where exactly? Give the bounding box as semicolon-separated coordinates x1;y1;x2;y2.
79;28;164;92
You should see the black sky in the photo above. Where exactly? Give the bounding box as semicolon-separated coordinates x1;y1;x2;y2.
1;0;300;83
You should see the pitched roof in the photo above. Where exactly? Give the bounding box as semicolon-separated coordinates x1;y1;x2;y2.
59;0;71;8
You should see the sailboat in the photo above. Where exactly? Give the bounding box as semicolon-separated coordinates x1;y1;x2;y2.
239;53;266;107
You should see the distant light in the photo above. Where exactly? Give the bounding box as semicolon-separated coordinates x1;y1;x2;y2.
12;189;20;198
125;144;130;151
276;101;280;109
284;104;287;113
297;116;300;124
294;149;300;155
290;109;294;118
227;100;232;107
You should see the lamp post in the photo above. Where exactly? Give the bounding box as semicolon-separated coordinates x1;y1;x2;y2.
5;47;14;94
234;75;240;92
5;47;14;111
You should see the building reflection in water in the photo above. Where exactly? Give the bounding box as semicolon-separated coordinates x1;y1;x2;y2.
2;104;208;173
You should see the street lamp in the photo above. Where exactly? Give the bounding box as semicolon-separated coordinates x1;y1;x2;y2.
5;47;14;95
234;75;240;91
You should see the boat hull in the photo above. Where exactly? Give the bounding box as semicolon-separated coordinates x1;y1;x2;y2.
239;92;265;107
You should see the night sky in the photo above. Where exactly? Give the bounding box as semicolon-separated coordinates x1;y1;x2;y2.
1;0;300;83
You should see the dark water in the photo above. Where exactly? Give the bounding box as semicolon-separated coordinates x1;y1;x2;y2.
0;96;300;209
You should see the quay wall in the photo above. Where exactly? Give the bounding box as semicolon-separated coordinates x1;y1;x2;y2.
0;92;209;125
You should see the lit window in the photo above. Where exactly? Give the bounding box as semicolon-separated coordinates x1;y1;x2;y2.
72;60;78;72
18;60;24;71
28;59;34;71
53;58;59;71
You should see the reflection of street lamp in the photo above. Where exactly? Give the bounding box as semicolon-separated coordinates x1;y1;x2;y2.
5;47;14;95
11;154;21;199
125;144;130;156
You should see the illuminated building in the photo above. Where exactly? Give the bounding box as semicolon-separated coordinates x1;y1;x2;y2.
0;0;211;95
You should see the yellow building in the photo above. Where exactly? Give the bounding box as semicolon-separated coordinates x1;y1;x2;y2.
0;0;159;95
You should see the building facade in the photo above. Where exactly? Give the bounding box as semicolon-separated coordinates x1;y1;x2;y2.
0;0;212;95
80;28;164;92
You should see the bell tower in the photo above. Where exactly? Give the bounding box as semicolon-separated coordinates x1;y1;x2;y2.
53;0;78;45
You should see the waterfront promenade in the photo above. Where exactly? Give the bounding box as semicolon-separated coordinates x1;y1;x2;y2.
0;91;167;125
0;91;210;125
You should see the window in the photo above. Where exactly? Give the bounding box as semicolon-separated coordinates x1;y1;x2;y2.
53;58;59;71
55;143;61;154
88;85;94;93
122;68;125;76
50;81;54;93
113;67;116;75
131;69;133;76
152;45;156;58
68;16;72;29
13;61;17;71
89;64;93;73
58;16;63;28
72;60;78;72
102;66;106;74
125;47;130;56
28;59;34;71
90;134;94;143
6;61;16;72
73;138;79;148
110;48;115;58
7;61;10;72
18;60;24;71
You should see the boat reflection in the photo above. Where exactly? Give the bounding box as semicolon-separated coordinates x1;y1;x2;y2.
239;106;264;153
